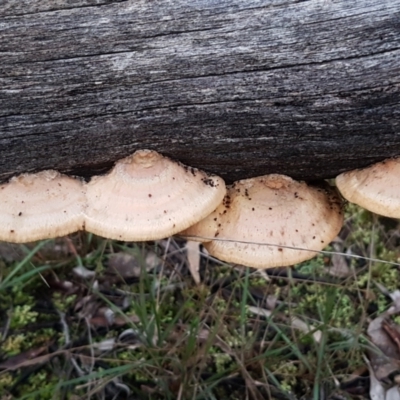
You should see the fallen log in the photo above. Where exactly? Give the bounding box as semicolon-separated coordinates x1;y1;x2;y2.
1;0;399;183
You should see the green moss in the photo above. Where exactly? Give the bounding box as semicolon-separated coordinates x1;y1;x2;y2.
376;293;391;314
357;263;399;295
2;334;26;355
17;370;61;400
0;372;14;392
52;292;77;312
212;352;233;374
9;304;38;329
211;296;230;314
291;285;360;329
276;362;299;392
31;328;60;346
295;254;327;276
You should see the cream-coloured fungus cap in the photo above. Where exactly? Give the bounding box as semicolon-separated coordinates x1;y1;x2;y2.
336;158;400;218
182;174;343;269
84;149;226;241
0;170;86;243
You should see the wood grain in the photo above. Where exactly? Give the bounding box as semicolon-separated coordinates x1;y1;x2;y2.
1;0;399;183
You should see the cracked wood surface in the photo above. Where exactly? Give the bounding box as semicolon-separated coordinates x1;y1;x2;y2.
1;0;400;183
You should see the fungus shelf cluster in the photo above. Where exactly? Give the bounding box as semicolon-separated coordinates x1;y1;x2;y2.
0;150;225;243
0;150;399;269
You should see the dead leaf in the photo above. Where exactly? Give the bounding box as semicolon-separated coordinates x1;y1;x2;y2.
368;315;400;380
73;265;96;279
0;346;49;371
382;319;400;354
365;355;386;400
88;312;139;328
248;306;272;319
367;288;400;381
290;316;322;343
328;241;352;277
330;252;351;277
0;242;25;262
386;386;400;400
47;277;76;294
107;251;159;280
107;252;142;279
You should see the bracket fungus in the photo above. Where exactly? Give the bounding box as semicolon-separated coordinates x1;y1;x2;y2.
182;174;343;269
84;149;226;241
0;170;86;243
336;158;400;218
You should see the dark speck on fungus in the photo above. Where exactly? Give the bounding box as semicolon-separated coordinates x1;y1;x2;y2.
84;150;226;241
0;170;86;243
201;177;216;187
184;173;343;269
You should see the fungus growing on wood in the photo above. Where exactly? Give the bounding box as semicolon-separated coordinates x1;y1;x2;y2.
336;158;400;218
182;174;343;269
84;149;226;241
0;170;86;243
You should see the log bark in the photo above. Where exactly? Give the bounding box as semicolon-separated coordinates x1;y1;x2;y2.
1;0;400;183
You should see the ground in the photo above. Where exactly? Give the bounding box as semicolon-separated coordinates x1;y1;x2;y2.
0;204;399;400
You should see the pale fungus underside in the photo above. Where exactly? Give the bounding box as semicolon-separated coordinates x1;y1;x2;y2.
0;170;86;243
84;149;226;241
182;175;344;269
336;157;400;219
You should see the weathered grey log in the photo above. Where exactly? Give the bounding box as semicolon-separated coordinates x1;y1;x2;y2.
1;0;399;184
